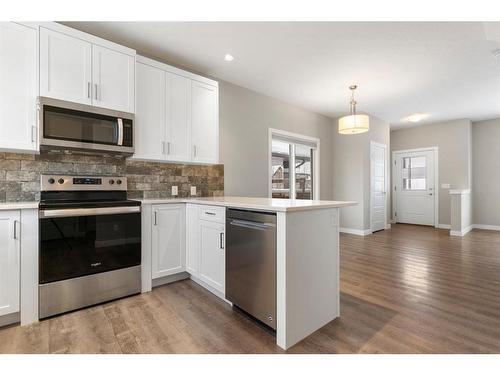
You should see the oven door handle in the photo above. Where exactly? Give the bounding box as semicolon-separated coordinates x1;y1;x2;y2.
39;206;141;218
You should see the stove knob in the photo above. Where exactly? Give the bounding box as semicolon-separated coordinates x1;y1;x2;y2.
109;179;115;185
116;179;122;185
58;178;64;184
48;178;55;184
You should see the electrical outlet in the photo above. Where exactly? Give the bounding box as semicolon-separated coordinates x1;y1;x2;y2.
190;186;197;196
171;186;178;196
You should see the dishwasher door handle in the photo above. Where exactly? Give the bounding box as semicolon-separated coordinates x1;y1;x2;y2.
228;219;275;231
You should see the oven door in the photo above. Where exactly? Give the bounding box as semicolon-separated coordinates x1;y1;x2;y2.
38;97;134;154
39;206;141;284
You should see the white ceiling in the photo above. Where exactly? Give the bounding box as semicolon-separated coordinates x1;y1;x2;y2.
64;22;500;128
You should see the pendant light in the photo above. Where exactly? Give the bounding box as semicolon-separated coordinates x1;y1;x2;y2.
338;85;369;134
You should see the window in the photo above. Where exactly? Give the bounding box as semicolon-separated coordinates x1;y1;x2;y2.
270;129;319;200
402;156;426;190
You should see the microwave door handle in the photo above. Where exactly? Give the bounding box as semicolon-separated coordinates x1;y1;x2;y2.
117;118;124;146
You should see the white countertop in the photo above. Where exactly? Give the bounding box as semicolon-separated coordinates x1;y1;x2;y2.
140;196;357;212
0;202;39;211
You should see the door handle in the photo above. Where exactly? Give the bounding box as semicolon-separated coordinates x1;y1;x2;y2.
94;83;98;100
220;232;224;249
193;145;197;158
154;211;157;226
87;82;91;99
167;142;171;155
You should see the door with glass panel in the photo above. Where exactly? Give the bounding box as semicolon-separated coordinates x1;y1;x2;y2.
270;133;316;200
394;149;436;226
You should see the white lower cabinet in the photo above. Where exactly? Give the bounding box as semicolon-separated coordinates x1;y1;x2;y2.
186;204;225;295
151;204;186;279
0;211;21;317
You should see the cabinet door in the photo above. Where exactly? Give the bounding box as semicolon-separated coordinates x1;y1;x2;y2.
199;220;225;294
191;81;219;164
0;211;20;316
0;23;38;152
134;61;166;161
92;45;135;113
165;72;191;162
186;204;199;276
40;27;92;105
151;205;185;279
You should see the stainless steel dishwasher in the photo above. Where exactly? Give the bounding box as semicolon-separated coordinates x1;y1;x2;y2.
226;208;277;330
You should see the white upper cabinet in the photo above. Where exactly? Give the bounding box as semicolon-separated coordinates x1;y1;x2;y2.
191;81;219;164
135;61;166;160
0;22;38;152
134;55;218;164
166;72;191;162
151;204;186;279
0;210;21;317
39;24;136;112
40;27;92;105
92;45;135;113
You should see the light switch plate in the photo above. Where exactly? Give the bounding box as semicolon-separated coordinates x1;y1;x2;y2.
171;186;178;196
190;186;197;196
441;183;451;189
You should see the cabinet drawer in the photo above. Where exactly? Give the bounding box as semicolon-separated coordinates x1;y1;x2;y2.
198;205;225;223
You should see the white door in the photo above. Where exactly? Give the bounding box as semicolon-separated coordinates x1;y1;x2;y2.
370;142;387;232
185;204;200;276
151;205;185;279
199;220;225;293
134;61;166;160
0;22;38;152
0;211;20;316
394;149;436;226
40;27;92;105
92;45;135;113
191;80;218;164
166;72;191;162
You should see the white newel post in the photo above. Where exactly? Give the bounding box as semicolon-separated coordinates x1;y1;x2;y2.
449;189;472;236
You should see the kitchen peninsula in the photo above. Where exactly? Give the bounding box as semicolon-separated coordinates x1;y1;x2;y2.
141;197;356;350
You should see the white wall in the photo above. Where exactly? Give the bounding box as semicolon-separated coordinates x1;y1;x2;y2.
391;119;472;226
219;80;334;200
332;115;391;231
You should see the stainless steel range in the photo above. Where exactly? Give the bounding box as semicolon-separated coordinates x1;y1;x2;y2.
38;175;141;319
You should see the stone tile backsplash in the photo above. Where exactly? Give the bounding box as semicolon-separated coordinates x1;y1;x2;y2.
0;152;224;202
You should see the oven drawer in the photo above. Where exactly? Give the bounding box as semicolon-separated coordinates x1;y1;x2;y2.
198;205;225;223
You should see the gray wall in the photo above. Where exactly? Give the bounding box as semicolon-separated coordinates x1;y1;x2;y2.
391;119;472;226
472;118;500;226
219;80;334;200
332;115;390;231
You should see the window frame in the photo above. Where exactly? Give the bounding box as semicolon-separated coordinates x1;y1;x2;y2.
268;128;320;200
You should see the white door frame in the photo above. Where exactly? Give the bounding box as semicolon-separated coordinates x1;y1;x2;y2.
392;146;439;228
268;128;320;199
370;141;388;233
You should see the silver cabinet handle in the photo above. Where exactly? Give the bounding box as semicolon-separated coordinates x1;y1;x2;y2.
167;142;171;155
193;145;197;157
31;125;37;143
161;141;166;155
205;211;216;216
220;232;224;249
40;206;141;218
94;83;98;100
87;82;91;99
154;211;157;226
13;220;20;240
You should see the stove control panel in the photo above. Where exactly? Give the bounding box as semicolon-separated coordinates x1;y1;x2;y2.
41;175;128;191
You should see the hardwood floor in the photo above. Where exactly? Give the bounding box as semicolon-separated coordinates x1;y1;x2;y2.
2;224;500;353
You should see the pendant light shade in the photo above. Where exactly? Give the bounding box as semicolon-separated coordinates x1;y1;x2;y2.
338;85;369;134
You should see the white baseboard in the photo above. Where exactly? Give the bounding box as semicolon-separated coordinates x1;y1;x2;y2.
0;312;20;328
437;224;451;230
473;224;500;231
450;225;473;237
386;224;392;229
339;227;371;236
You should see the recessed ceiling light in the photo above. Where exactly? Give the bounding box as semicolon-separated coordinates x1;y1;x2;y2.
405;113;429;123
224;54;234;62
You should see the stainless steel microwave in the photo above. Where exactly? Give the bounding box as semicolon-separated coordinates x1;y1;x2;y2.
38;97;134;155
